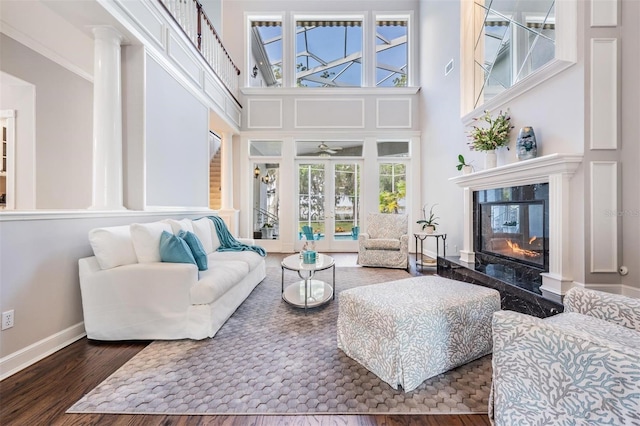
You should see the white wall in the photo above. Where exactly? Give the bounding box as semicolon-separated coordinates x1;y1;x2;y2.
419;0;586;278
0;73;36;210
0;34;94;209
145;56;210;208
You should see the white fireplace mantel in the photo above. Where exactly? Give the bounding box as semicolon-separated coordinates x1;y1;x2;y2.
449;153;584;296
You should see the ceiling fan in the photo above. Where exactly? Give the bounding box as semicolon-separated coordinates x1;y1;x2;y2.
317;142;343;155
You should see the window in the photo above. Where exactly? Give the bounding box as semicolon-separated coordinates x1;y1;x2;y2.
250;19;283;87
376;17;408;87
296;141;363;157
377;141;409;157
250;140;282;156
378;163;406;214
295;19;363;87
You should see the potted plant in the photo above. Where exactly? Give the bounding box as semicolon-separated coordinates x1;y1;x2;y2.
467;109;514;168
261;222;274;239
456;154;474;174
417;204;439;234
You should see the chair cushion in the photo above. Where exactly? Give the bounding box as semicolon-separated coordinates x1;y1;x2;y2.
367;213;408;239
363;238;401;250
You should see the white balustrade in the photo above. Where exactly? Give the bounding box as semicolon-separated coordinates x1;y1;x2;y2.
159;0;239;98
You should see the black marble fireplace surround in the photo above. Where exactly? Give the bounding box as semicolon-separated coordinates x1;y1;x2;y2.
438;183;563;318
438;256;563;318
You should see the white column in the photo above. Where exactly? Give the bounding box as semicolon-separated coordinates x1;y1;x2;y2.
90;26;125;210
217;132;239;235
459;187;476;263
541;173;573;295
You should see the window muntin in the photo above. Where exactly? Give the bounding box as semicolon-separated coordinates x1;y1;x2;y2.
295;19;363;87
376;18;408;87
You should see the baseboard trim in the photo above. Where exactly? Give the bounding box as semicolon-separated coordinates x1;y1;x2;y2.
0;322;86;381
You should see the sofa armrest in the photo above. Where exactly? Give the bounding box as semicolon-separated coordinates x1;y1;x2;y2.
78;256;199;339
237;237;255;245
490;310;640;425
564;287;640;332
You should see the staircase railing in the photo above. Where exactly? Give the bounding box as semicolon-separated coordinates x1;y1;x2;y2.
158;0;241;102
255;207;279;232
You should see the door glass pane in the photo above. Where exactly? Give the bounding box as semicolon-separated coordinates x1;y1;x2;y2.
334;163;361;240
379;163;406;214
253;163;279;240
298;163;325;240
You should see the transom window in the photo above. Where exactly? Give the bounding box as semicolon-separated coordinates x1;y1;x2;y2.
295;19;363;87
248;14;411;89
376;18;408;87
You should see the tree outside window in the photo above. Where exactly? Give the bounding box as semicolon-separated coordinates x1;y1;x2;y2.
379;163;406;213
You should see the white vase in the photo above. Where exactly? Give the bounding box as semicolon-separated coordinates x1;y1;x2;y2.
462;164;473;175
484;150;497;169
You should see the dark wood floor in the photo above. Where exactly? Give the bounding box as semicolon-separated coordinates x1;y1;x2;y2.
0;253;491;426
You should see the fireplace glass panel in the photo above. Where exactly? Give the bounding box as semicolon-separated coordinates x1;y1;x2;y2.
480;202;545;267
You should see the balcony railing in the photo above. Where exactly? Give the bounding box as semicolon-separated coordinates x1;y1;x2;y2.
159;0;241;101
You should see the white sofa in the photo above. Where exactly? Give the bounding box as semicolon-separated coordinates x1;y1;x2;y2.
78;217;266;341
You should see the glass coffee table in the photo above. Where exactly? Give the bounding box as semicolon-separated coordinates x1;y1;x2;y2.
281;253;335;312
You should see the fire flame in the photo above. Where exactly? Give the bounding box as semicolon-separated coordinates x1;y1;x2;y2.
529;236;537;245
506;240;540;258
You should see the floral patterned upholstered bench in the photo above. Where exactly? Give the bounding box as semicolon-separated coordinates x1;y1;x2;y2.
337;276;500;392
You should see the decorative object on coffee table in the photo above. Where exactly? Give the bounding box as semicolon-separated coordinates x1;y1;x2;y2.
516;126;537;160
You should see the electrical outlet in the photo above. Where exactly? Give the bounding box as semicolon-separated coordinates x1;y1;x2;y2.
2;310;14;330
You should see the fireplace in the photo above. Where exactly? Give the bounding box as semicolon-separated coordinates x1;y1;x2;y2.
441;154;582;314
475;184;549;271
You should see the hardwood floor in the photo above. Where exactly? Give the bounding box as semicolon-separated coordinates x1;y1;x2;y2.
0;253;491;426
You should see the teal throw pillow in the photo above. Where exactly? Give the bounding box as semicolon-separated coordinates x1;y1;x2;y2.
159;231;196;266
178;230;208;271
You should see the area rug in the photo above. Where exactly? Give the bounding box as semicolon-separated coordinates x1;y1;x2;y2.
68;266;492;415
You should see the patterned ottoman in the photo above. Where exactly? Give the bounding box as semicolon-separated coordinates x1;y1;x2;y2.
337;276;500;392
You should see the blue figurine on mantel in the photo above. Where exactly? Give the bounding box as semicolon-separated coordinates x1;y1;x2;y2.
516;126;537;160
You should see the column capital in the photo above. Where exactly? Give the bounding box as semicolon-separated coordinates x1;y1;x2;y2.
91;26;125;44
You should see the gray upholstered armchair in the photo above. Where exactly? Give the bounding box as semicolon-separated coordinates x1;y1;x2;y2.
490;287;640;425
357;213;409;269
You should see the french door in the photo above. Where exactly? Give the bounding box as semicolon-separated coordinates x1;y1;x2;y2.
296;159;362;252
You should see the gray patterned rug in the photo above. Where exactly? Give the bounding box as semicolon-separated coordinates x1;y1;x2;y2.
68;267;492;415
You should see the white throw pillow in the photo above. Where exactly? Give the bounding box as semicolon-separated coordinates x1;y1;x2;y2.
130;221;173;263
162;218;194;235
209;218;221;252
192;218;215;254
88;226;138;270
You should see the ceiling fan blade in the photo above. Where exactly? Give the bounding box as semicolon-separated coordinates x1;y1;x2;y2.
326;149;337;154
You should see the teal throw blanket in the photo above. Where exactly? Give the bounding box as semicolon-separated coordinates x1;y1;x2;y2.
206;216;267;257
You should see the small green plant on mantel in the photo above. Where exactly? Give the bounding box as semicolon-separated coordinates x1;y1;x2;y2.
417;204;439;233
456;154;474;173
467;109;514;151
